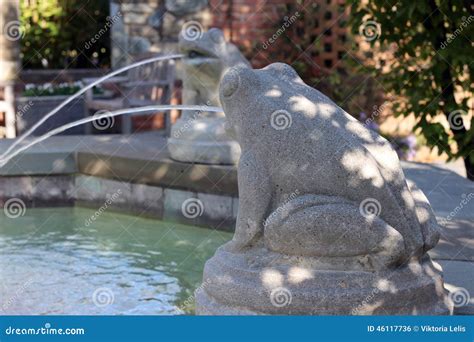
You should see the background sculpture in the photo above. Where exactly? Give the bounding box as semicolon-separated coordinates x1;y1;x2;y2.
168;28;250;164
196;63;453;315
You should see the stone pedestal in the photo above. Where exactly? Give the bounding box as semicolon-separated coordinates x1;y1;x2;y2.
196;245;451;315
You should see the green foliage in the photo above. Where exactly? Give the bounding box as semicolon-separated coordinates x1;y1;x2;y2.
20;0;110;69
348;0;474;178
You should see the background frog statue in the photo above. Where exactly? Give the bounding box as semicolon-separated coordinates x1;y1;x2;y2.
196;63;453;315
168;28;250;164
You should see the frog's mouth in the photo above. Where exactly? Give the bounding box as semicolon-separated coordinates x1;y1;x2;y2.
182;46;218;65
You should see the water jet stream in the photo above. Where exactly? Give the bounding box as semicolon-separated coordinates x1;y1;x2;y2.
0;54;184;161
0;105;223;168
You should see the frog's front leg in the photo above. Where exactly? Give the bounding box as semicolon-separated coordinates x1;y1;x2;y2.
229;152;271;251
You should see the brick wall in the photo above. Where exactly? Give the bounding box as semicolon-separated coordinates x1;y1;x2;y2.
209;0;350;75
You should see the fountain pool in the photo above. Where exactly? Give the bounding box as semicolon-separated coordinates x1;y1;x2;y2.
0;207;231;315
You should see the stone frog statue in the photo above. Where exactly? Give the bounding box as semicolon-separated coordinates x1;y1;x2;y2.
178;27;250;119
219;63;441;270
196;62;451;315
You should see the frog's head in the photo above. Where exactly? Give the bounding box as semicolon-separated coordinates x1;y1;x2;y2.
179;28;250;71
220;63;306;138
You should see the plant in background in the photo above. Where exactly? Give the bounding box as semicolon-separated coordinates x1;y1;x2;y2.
23;82;104;97
20;0;110;69
349;0;474;180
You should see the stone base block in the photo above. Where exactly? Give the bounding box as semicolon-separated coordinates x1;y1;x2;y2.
196;244;453;315
168;138;241;165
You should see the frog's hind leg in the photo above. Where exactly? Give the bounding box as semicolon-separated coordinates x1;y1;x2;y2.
263;195;406;270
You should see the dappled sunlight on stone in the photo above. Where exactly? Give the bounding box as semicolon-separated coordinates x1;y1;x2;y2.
265;88;282;97
289;95;317;118
288;266;313;284
376;279;397;294
153;164;170;179
261;268;284;289
341;150;384;188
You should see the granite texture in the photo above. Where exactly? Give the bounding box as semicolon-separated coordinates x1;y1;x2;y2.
196;63;453;315
168;28;250;165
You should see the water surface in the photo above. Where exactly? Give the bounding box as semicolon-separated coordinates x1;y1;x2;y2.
0;207;231;315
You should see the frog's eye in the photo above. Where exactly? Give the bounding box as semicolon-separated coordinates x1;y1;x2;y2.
209;28;224;44
221;67;240;98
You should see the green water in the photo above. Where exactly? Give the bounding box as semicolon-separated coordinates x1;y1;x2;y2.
0;207;231;315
